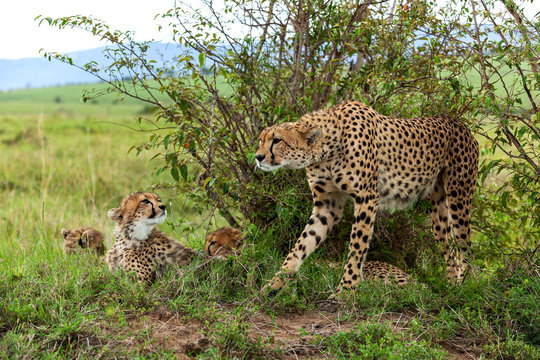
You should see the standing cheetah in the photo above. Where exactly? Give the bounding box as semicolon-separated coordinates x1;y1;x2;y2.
255;101;478;292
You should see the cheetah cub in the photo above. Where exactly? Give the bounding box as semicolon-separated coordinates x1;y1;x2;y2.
61;227;106;256
205;227;243;258
362;261;411;286
105;192;195;283
204;227;411;285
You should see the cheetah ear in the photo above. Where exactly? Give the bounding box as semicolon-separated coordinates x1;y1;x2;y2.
232;237;243;248
205;235;215;255
302;127;322;146
61;228;70;238
232;228;243;237
231;229;243;247
107;207;124;222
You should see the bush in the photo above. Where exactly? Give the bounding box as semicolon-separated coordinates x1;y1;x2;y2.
39;0;538;266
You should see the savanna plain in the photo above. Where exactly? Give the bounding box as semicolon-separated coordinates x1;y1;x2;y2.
0;83;538;359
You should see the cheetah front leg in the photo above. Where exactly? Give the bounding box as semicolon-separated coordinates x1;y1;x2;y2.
337;192;379;293
267;192;345;291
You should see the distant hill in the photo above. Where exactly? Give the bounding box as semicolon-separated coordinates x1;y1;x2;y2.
0;43;188;91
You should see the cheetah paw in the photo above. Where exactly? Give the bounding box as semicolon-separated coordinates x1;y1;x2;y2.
261;272;292;295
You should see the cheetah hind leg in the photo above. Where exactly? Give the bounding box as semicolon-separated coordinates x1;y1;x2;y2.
428;167;476;282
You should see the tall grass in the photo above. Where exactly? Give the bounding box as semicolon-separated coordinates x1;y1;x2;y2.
1;112;148;250
0;84;539;359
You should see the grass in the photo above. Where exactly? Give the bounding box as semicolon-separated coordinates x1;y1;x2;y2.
0;82;145;116
1;83;539;359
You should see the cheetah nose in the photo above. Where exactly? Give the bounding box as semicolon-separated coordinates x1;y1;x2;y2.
255;154;265;162
159;204;166;210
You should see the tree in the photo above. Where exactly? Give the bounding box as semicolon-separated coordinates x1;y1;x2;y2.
38;0;538;265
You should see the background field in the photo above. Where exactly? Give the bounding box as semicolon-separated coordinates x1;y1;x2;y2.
0;84;539;359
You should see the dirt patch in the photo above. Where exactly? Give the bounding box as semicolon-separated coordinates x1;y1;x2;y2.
127;305;359;358
120;303;419;359
246;307;360;357
125;307;209;359
111;304;483;359
440;338;484;360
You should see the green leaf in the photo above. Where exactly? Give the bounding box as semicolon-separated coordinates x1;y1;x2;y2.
199;53;205;68
170;166;179;182
163;134;171;148
179;164;188;180
501;191;509;208
517;126;527;139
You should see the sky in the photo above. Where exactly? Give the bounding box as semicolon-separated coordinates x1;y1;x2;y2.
0;0;175;59
1;0;539;60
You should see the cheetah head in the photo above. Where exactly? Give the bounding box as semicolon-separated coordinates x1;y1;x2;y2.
61;227;105;255
107;192;167;242
205;227;243;257
255;122;322;171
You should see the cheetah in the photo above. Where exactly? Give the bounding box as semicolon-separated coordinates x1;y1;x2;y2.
361;261;411;286
61;227;105;256
205;227;411;285
255;101;479;293
205;227;243;258
105;192;195;283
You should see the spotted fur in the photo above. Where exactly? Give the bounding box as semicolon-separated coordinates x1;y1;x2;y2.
205;227;243;258
362;261;411;285
61;227;105;256
255;101;479;292
105;192;195;283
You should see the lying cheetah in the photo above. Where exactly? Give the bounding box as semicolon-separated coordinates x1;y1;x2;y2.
255;101;478;292
205;227;243;258
362;261;411;285
61;227;106;256
205;226;411;285
105;192;195;283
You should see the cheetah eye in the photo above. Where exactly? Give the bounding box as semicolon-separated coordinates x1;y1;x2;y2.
272;138;282;144
141;199;151;204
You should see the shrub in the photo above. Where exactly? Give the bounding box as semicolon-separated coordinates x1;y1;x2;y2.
39;0;538;266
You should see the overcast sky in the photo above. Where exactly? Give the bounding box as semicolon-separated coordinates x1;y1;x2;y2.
0;0;174;59
1;0;539;60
